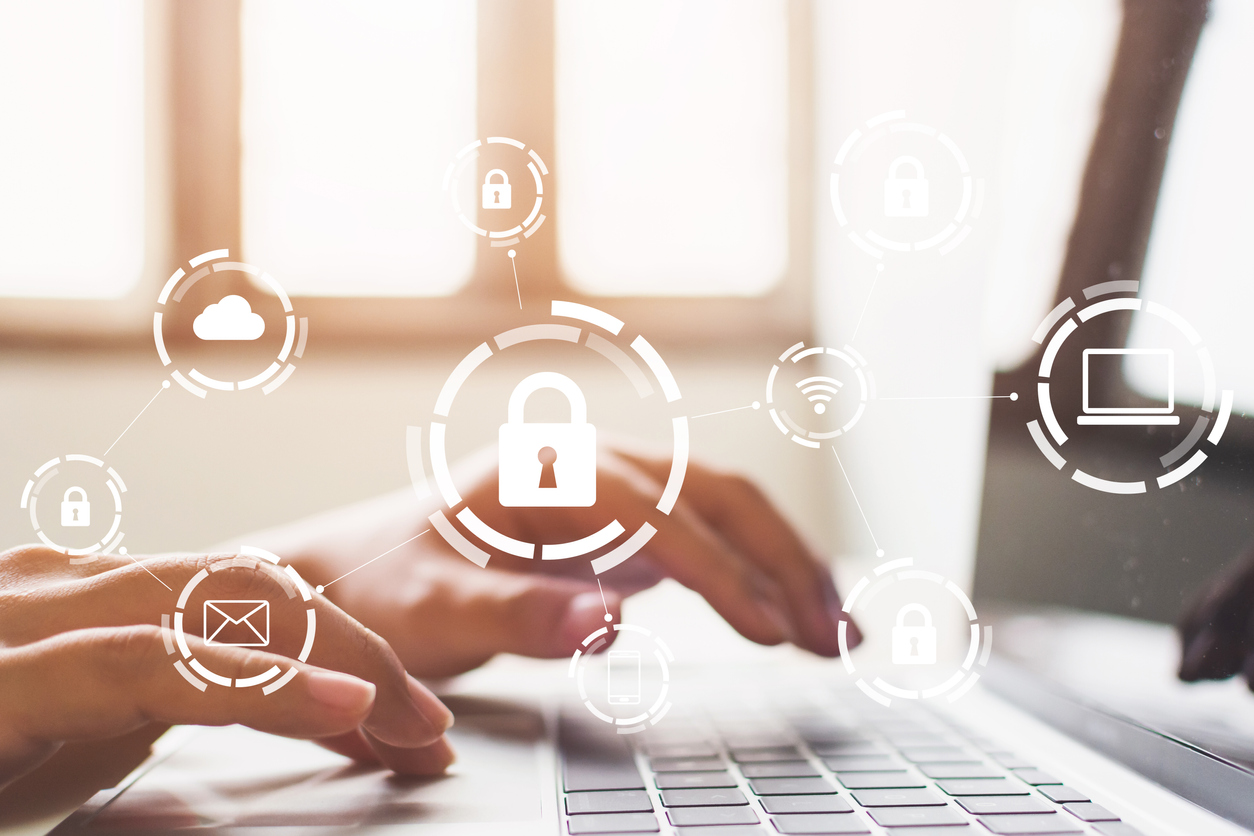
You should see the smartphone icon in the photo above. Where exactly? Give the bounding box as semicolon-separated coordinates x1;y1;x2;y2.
607;650;641;705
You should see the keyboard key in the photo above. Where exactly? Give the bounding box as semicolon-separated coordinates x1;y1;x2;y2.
651;757;725;772
850;788;946;807
1064;802;1118;822
1093;823;1146;836
956;796;1050;815
748;777;836;796
566;811;660;834
661;788;749;807
741;761;819;778
731;746;802;762
990;753;1036;769
673;827;766;836
899;747;977;763
566;790;654;815
641;742;719;758
822;755;899;772
836;772;925;790
772;813;872;834
936;779;1029;796
885;734;951;747
867;806;968;828
978;813;1081;834
1038;785;1088;803
1012;769;1060;786
761;796;854;814
811;742;886;757
921;763;1003;779
655;771;737;789
667;806;760;827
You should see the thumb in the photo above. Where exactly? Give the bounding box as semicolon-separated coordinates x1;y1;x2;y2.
415;563;623;675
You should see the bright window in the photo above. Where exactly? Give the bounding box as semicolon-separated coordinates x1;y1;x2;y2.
240;0;477;297
554;0;789;297
0;0;145;299
1128;0;1254;410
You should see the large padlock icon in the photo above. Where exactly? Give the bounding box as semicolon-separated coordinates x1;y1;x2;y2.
482;169;511;209
499;372;596;507
891;603;936;665
883;156;929;217
60;486;91;527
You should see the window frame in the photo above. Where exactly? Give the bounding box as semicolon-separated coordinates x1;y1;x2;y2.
0;0;814;348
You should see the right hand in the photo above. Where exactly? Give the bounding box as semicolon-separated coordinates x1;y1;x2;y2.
1178;541;1254;687
0;546;454;792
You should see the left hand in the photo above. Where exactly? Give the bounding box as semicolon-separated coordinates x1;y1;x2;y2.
251;444;859;679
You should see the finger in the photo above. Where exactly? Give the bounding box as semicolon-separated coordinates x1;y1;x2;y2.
315;729;383;764
622;454;856;656
363;729;456;776
379;559;623;678
7;554;454;754
0;626;374;783
585;464;795;649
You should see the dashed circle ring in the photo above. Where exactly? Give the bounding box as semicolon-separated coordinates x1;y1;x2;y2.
20;454;126;561
163;547;316;694
443;136;548;248
569;623;675;734
154;249;308;397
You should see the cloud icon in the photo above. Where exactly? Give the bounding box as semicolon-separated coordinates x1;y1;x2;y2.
193;295;266;341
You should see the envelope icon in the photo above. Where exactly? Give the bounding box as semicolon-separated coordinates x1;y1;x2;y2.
204;600;270;647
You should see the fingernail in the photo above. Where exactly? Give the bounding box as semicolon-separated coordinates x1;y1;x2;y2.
561;591;610;649
306;670;376;714
408;676;455;732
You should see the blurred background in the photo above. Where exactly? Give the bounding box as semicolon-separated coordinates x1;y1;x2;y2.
0;0;1249;645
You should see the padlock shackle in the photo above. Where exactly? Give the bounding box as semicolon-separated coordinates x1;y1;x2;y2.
508;372;588;425
887;155;925;180
895;603;932;627
63;486;87;502
484;169;509;185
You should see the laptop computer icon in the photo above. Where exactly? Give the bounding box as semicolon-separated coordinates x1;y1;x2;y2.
1076;348;1180;426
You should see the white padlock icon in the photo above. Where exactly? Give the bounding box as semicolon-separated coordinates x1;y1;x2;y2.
61;486;90;527
499;372;596;507
883;156;929;217
891;603;937;665
482;169;512;209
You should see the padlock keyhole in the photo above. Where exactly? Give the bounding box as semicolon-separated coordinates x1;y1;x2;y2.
537;446;558;489
493;190;501;204
72;509;80;522
902;189;911;209
909;637;919;656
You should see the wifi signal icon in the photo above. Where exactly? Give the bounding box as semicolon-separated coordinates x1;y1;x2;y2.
797;376;843;414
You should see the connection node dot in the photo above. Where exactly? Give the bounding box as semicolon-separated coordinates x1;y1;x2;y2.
875;549;885;558
507;249;516;259
752;401;761;410
119;546;128;555
1009;392;1019;401
315;585;325;594
814;403;826;415
161;380;171;389
603;613;613;622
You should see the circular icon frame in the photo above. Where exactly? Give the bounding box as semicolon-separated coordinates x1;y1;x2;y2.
20;454;127;561
410;301;688;573
830;110;983;259
1027;281;1234;494
837;557;990;707
443;136;548;248
569;623;674;734
155;249;308;398
163;547;316;694
766;342;875;447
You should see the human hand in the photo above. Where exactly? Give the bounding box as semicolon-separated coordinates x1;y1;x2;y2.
0;546;454;792
258;444;860;679
1178;541;1254;686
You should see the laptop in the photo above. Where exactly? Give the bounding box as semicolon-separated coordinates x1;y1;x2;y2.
33;1;1254;834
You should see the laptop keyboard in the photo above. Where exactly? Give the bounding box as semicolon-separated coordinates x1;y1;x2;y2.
559;702;1146;836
